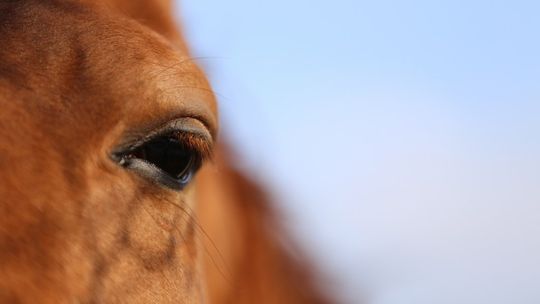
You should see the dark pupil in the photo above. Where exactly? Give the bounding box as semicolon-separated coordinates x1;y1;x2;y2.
132;137;192;179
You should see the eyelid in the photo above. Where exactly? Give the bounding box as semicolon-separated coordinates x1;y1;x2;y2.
111;117;214;161
121;158;188;190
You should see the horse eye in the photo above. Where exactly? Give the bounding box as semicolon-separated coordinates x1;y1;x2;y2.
116;136;200;190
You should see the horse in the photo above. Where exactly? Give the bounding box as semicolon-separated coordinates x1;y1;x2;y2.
0;0;332;303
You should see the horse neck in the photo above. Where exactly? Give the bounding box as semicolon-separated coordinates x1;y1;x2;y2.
197;150;332;304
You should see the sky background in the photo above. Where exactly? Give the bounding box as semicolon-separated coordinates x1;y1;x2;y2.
176;1;540;303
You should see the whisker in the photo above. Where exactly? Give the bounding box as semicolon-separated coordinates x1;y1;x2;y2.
160;199;233;284
139;203;182;287
179;202;235;276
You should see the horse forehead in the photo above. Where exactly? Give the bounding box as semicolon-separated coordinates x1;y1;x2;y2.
0;1;216;134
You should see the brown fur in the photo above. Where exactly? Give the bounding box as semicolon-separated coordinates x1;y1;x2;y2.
0;0;332;303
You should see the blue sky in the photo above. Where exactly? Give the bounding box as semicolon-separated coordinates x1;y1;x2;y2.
177;1;540;303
